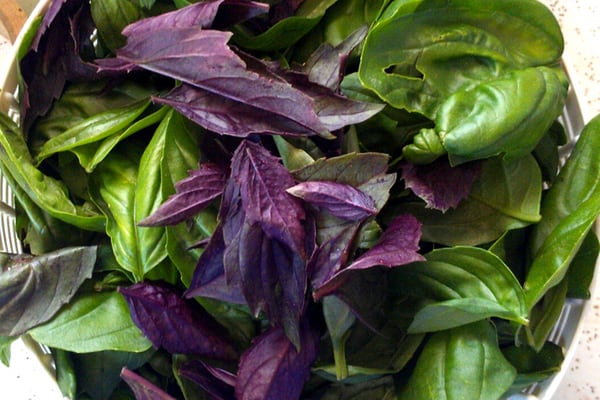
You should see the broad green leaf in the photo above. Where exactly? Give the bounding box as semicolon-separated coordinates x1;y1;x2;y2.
469;155;542;223
359;0;563;116
35;100;151;163
0;114;105;231
29;291;152;353
438;67;566;165
320;0;389;46
72;348;154;400
398;321;516;400
91;0;147;52
502;342;563;394
391;246;528;332
567;230;599;299
0;247;97;337
398;155;542;246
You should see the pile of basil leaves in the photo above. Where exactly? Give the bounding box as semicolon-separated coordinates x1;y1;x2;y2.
1;0;600;399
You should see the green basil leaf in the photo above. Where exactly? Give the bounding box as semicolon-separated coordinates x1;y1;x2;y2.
567;230;599;299
398;321;516;400
391;246;528;332
528;278;568;350
0;114;105;231
73;348;154;400
29;291;152;353
502;341;563;393
35;100;151;163
72;106;168;173
91;0;147;52
52;348;77;400
31;80;155;148
469;155;542;224
359;0;563;116
0;336;16;367
524;115;600;310
0;247;97;337
438;67;566;165
399;155;542;246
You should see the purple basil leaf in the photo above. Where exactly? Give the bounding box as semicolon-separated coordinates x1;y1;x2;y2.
287;181;377;221
400;158;482;212
347;214;425;270
20;0;105;132
333;268;388;332
235;321;320;400
153;84;320;137
357;173;397;211
119;282;237;360
213;1;271;29
302;25;368;91
308;224;360;291
273;68;384;132
314;214;424;299
269;0;305;24
121;0;226;36
177;360;235;400
231;140;306;258
96;28;330;138
225;219;307;347
185;225;247;304
121;368;176;400
139;163;227;226
0;247;96;336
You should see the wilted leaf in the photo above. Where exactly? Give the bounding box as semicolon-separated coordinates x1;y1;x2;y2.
0;246;96;337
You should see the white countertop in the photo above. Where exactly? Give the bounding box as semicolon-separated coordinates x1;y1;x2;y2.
1;1;599;399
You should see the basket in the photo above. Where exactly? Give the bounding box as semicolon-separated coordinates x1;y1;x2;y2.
0;1;598;399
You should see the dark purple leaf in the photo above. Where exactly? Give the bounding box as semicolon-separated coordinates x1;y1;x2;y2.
235;321;320;400
347;214;425;270
231;141;306;258
96;27;330;137
287;181;377;221
225;220;307;347
153;84;321;137
121;368;176;400
302;25;368;91
121;0;226;36
308;224;360;290
20;0;107;132
269;0;305;24
0;247;96;336
314;215;424;299
267;66;384;132
177;360;236;400
400;158;482;212
119;282;237;360
184;225;247;304
213;1;271;29
334;268;388;332
139;163;227;226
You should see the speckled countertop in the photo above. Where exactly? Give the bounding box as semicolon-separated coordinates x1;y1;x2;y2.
1;1;599;399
